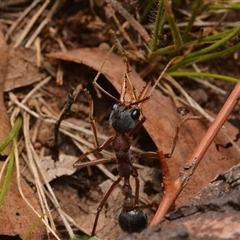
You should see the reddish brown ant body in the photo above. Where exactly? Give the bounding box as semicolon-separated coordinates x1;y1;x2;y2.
71;58;174;236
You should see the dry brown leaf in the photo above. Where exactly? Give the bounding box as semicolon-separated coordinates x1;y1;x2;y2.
0;163;45;239
38;154;78;182
0;28;11;155
5;47;47;92
47;48;239;207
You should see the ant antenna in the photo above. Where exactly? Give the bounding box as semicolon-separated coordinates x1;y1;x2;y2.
92;45;120;102
148;58;176;97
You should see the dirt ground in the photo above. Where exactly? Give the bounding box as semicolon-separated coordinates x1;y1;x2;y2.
0;1;239;240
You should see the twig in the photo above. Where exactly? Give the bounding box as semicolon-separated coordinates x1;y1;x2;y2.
14;1;50;48
6;0;40;41
108;5;138;52
150;80;240;226
106;0;150;42
163;73;240;153
25;0;64;48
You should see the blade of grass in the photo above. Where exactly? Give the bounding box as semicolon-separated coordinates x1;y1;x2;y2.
0;116;23;207
0;116;22;153
206;4;240;10
184;26;240;59
169;41;240;71
140;0;154;23
164;0;182;49
23;212;48;240
182;0;203;42
169;71;239;83
149;0;166;52
150;27;236;58
0;148;15;207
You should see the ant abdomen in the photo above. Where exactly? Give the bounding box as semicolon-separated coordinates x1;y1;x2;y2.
118;208;148;233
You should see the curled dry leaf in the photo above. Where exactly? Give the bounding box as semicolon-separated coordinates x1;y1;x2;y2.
0;163;45;240
0;28;11;155
26;154;78;183
47;48;239;207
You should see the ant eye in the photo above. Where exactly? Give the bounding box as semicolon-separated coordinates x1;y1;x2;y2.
112;103;118;110
131;109;140;120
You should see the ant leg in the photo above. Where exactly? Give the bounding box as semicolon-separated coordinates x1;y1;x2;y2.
157;150;173;193
91;176;122;236
134;151;171;160
132;167;140;207
165;109;203;158
73;135;114;167
73;157;114;168
92;45;120;102
73;89;115;167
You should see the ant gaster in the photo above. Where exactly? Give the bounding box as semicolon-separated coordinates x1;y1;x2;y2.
71;56;174;236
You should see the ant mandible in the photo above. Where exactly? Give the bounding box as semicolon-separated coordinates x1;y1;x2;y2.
70;52;174;236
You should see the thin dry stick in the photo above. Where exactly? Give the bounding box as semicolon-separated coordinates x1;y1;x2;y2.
108;4;138;52
22;112;56;231
30;143;75;238
150;80;240;226
106;0;150;42
14;1;50;48
6;0;40;40
164;74;240;153
25;0;64;48
10;109;61;240
35;37;41;67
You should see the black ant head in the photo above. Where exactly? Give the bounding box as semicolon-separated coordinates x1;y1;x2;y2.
109;103;141;133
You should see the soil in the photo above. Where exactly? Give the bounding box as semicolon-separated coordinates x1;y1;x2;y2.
0;1;239;240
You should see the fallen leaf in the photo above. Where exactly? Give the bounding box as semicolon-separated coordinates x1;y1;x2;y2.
39;154;78;182
0;163;45;240
5;47;47;92
0;28;11;155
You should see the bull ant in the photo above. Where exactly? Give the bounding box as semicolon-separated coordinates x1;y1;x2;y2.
54;49;175;236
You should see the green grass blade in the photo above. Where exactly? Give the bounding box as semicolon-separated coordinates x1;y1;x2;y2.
164;0;182;49
0;116;23;153
23;213;47;240
140;0;154;23
206;4;240;10
182;0;203;42
169;41;240;71
0;116;23;207
169;71;239;83
184;26;240;59
0;148;15;207
149;0;166;52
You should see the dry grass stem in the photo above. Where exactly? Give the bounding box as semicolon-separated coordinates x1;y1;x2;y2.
108;4;138;52
14;1;50;48
14;127;60;239
106;0;150;42
6;0;40;41
25;1;64;48
163;74;240;154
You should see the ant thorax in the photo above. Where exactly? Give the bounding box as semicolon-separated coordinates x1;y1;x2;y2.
109;103;141;133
